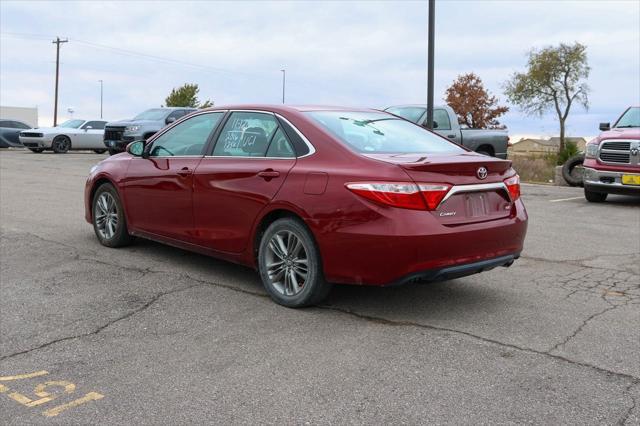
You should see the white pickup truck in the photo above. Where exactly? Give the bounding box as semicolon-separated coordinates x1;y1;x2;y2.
385;105;509;159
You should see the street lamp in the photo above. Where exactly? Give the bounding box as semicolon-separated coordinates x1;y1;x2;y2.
280;69;286;104
426;0;435;130
98;80;103;119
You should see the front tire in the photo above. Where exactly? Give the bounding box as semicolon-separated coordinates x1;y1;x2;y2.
258;218;331;308
584;187;608;203
52;136;71;153
93;149;107;154
108;148;119;155
92;183;134;247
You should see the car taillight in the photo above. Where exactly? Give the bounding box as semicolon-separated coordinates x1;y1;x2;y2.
346;182;451;211
504;174;520;201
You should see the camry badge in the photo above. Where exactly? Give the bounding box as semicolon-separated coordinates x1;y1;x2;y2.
477;167;488;180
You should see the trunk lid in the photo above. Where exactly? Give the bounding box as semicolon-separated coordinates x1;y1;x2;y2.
364;152;514;225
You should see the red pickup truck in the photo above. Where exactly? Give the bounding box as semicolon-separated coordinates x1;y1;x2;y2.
583;106;640;202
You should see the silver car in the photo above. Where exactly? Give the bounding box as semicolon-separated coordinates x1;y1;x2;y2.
19;119;109;153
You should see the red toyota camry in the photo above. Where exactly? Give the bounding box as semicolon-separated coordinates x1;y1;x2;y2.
85;105;527;307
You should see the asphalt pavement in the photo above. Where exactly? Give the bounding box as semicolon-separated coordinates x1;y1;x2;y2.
1;150;639;425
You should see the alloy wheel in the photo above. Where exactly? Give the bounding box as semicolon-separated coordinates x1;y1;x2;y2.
94;192;118;240
265;230;308;296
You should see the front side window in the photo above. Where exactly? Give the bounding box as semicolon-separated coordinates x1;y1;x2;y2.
213;112;279;157
167;110;187;121
431;109;452;130
306;111;464;154
13;121;31;129
83;121;106;130
615;107;640;128
385;106;426;124
149;112;223;157
58;119;85;129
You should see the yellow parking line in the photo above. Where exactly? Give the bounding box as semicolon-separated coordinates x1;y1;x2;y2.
0;371;49;381
549;196;584;203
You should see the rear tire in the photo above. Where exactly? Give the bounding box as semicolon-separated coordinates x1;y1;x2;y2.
28;148;44;153
93;149;107;154
108;148;119;155
92;183;134;247
584;188;608;203
258;218;331;308
52;136;71;153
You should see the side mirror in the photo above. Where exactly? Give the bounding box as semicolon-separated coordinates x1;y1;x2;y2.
84;126;93;131
166;116;176;124
126;140;145;157
599;122;610;131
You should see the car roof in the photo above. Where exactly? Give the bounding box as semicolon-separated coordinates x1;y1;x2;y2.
385;104;446;109
199;104;383;114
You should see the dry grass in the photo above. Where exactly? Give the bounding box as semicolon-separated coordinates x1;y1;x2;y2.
509;153;558;183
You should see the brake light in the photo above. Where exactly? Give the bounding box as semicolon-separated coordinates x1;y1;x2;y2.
504;174;520;201
417;184;451;210
346;182;451;211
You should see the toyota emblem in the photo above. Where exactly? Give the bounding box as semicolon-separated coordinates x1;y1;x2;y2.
477;167;488;180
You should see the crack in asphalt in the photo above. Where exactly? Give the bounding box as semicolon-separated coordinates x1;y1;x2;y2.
2;230;639;389
0;282;205;362
618;382;639;425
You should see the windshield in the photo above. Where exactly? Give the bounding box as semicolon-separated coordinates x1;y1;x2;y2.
385;106;426;124
306;111;465;154
615;107;640;128
134;109;169;120
58;119;85;128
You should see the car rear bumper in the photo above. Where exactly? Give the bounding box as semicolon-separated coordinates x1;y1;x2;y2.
583;167;640;196
317;200;528;286
389;253;519;286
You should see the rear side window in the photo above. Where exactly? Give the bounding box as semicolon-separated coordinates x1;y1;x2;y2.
306;111;464;154
213;112;278;157
266;128;295;158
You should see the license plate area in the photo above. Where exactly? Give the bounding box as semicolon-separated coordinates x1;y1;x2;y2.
435;190;511;225
621;174;640;185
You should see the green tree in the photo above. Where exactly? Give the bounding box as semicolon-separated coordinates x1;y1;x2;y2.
164;83;213;108
504;42;589;153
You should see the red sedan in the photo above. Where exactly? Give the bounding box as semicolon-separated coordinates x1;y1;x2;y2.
85;105;527;307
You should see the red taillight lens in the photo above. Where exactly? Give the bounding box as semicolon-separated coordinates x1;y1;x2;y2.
346;182;451;211
504;174;520;201
346;182;426;210
417;184;451;210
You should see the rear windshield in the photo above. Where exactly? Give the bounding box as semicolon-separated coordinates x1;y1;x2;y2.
306;111;464;154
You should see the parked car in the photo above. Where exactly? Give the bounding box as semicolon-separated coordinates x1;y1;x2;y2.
583;106;640;202
19;119;109;153
85;105;527;307
385;105;509;158
103;107;197;155
0;119;31;148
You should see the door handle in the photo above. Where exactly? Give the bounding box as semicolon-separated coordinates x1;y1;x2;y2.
258;169;280;179
177;167;192;177
447;134;456;138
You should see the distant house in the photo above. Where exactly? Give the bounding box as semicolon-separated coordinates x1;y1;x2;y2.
510;137;586;155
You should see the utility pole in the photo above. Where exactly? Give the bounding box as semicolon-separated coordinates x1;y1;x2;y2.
426;0;435;130
98;80;103;118
280;69;286;104
52;37;68;126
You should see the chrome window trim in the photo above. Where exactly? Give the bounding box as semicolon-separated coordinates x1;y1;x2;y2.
274;113;317;158
438;182;511;208
598;139;638;165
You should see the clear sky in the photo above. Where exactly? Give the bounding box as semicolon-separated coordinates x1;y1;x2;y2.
1;0;639;137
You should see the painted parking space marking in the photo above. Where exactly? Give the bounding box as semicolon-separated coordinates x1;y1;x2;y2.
0;370;104;417
549;196;584;202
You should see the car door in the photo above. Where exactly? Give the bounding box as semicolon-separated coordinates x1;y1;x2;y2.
79;121;107;148
123;112;225;241
192;111;297;253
